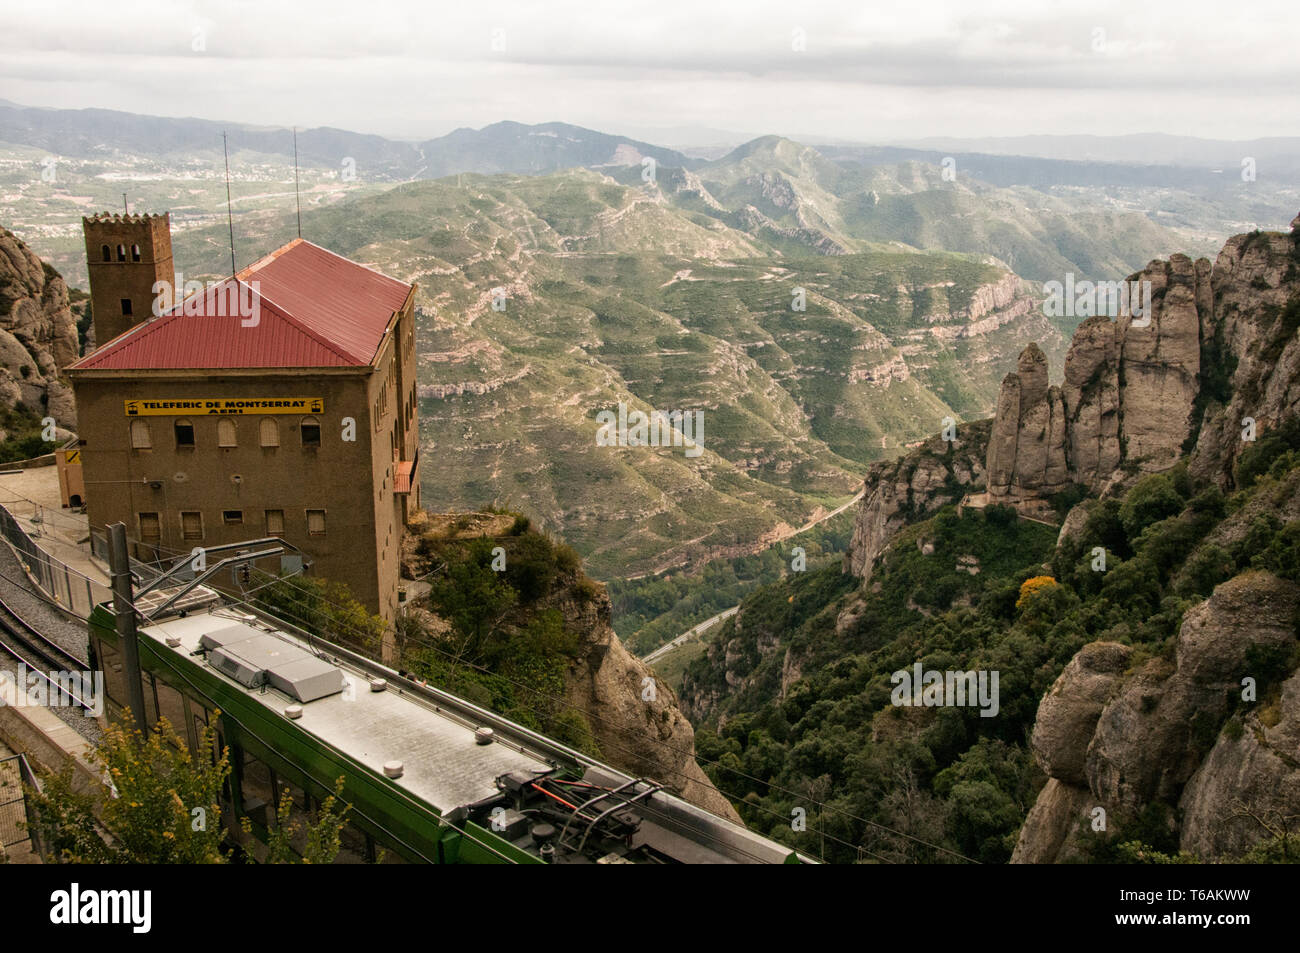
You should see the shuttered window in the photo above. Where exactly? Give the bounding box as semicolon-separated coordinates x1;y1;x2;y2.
306;509;326;536
265;509;284;536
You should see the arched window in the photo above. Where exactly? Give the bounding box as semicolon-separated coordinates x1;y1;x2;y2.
217;418;237;448
101;244;111;262
174;418;195;448
300;416;321;448
259;417;279;448
129;418;152;450
117;244;126;262
131;243;141;262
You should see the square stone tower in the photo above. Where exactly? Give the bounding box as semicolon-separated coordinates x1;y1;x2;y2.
82;212;174;348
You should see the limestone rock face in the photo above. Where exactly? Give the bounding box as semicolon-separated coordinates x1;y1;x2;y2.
1116;254;1205;469
845;419;990;580
1031;642;1131;786
1087;573;1299;811
986;343;1069;499
987;250;1221;501
1061;316;1121;489
1016;571;1300;860
1009;779;1094;864
0;228;79;428
559;587;741;822
1179;669;1300;860
1190;229;1300;486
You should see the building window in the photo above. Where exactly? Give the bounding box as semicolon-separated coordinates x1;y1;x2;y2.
217;418;237;448
174;419;195;448
181;511;203;540
129;418;152;450
223;510;243;525
121;298;133;317
117;244;126;262
100;244;111;262
300;416;321;448
306;509;326;536
131;243;141;262
139;512;161;541
265;509;285;536
259;417;279;448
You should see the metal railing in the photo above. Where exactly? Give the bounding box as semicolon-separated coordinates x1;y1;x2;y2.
0;504;112;619
0;753;41;854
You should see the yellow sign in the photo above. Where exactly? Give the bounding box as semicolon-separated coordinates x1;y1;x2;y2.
63;448;80;464
124;398;324;417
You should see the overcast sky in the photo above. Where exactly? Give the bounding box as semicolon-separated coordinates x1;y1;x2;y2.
3;0;1297;145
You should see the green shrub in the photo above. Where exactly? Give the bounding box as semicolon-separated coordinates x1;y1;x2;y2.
1119;474;1185;540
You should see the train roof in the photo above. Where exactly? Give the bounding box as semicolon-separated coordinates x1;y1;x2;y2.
112;600;807;864
138;610;556;815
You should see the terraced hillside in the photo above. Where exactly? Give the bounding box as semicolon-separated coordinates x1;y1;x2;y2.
153;169;1064;578
608;136;1211;285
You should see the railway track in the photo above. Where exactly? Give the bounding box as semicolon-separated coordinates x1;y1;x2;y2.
0;592;95;713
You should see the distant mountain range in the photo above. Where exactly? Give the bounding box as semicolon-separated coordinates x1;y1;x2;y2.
0;100;696;180
6;100;1296;579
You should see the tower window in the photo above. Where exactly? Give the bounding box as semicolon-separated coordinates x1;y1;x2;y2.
131;243;141;262
121;298;133;317
101;244;111;262
217;418;237;448
117;244;126;262
181;511;203;540
139;512;161;541
300;416;321;448
222;510;243;526
174;419;195;448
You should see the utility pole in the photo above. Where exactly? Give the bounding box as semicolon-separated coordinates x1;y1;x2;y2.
107;522;148;733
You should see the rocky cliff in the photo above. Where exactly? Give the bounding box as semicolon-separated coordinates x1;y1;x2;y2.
1013;572;1300;862
837;216;1300;861
402;524;740;822
988;253;1214;503
1009;217;1300;862
558;585;741;821
845;419;990;581
0;228;78;431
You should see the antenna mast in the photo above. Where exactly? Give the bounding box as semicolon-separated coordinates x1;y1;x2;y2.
122;192;129;215
223;131;237;277
293;127;302;239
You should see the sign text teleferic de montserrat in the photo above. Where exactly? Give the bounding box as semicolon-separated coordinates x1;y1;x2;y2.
124;398;325;416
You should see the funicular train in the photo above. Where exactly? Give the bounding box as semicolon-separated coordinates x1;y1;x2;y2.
86;591;808;864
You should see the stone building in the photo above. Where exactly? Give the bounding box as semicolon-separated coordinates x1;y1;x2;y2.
67;228;420;623
81;212;174;346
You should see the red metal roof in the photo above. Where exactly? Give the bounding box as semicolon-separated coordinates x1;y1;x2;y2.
71;239;412;371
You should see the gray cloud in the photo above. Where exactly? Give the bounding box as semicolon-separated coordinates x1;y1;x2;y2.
2;0;1297;141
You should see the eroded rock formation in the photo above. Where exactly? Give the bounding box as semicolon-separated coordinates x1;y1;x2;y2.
0;229;79;429
1013;572;1300;862
988;253;1213;502
845;419;990;580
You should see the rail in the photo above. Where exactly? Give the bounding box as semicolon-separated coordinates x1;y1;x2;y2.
0;504;112;620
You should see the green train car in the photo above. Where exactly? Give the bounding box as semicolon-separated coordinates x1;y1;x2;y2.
87;597;807;864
